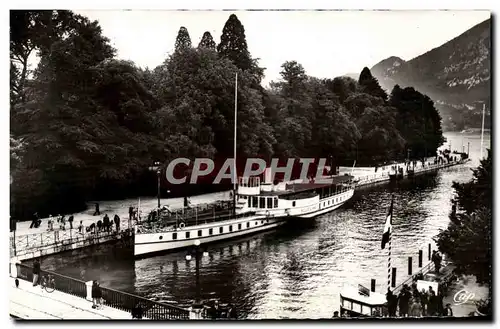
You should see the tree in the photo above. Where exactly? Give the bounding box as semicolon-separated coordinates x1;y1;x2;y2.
174;26;192;52
217;14;252;71
389;85;445;159
10;10;78;106
358;67;388;101
436;149;492;285
198;31;216;50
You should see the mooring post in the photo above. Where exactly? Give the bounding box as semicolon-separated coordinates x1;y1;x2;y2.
391;268;396;288
428;243;431;261
371;279;376;292
418;250;423;267
408;257;412;275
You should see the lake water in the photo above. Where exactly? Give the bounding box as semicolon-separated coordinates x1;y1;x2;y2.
37;131;491;319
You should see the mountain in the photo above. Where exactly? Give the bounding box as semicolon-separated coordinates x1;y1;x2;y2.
370;18;491;131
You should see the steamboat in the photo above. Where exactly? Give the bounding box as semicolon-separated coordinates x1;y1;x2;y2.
134;170;355;257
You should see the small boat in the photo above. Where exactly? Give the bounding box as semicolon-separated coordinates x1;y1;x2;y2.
339;285;387;317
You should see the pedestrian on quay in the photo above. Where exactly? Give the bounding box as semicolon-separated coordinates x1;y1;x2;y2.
103;214;111;233
114;214;120;232
131;303;143;319
333;311;339;318
32;258;41;286
68;215;74;230
409;297;422;317
97;220;103;233
432;251;442;274
60;215;66;230
30;212;39;229
47;217;52;231
94;203;100;216
398;285;411;317
227;303;237;319
420;289;428;316
129;206;134;221
78;220;84;234
91;280;103;309
436;289;445;316
427;288;437;316
444;303;454;316
386;288;398;317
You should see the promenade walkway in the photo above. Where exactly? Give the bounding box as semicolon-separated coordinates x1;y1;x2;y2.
10;277;133;320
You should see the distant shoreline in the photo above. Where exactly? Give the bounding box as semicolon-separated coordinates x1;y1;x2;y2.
444;128;491;134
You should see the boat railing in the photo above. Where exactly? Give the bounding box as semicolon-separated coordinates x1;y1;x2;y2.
137;211;259;233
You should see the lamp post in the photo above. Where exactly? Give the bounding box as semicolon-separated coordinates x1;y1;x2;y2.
148;161;161;219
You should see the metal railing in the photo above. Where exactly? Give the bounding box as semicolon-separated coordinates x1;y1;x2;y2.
12;227;131;256
14;263;190;320
99;286;190;320
16;263;87;299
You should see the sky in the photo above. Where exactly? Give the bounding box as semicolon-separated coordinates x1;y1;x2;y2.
48;10;491;87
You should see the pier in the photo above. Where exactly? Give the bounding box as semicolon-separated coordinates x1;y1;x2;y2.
342;158;467;188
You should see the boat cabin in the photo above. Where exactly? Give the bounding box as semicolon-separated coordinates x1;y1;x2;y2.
339;285;388;317
236;174;355;218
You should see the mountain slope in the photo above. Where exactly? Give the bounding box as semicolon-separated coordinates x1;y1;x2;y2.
371;18;491;131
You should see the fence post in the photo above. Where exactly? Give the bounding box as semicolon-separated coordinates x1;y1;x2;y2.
85;281;93;301
391;268;396;288
371;279;376;292
428;243;431;261
408;257;412;275
418;250;423;267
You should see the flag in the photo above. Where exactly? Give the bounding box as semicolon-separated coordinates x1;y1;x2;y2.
381;196;394;249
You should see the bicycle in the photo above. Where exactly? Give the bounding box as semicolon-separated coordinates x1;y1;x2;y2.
40;274;56;293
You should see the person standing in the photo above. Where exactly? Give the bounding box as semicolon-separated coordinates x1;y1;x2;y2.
432;251;442;274
427;289;437;316
420;289;428;316
91;280;102;309
32;259;41;287
398;285;411;317
103;214;110;233
113;215;120;232
30;212;39;229
68;215;74;230
94;203;100;216
444;303;454;316
129;206;134;222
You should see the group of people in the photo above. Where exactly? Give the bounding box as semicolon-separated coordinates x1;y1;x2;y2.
386;283;453;317
203;300;237;319
86;214;121;234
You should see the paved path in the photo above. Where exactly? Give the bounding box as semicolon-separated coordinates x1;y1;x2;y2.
13;191;231;238
10;277;133;320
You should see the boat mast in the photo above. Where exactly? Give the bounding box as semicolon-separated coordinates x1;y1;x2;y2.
233;72;238;217
480;102;485;159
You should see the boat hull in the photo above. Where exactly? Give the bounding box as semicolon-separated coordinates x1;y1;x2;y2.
134;215;286;257
292;188;355;219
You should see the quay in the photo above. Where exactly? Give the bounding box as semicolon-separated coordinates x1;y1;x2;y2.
341;157;467;188
9;261;195;320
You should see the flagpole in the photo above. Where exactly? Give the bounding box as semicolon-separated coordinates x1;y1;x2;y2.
233;72;238;217
387;194;394;292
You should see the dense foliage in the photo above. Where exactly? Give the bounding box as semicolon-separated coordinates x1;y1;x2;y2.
10;10;445;220
436;150;492;285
